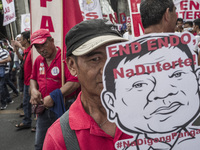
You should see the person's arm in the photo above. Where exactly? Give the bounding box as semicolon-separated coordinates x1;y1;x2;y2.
60;82;80;97
11;40;24;60
43;82;80;108
0;55;11;64
30;79;43;105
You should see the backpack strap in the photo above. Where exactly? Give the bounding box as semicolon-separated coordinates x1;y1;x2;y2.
60;110;80;150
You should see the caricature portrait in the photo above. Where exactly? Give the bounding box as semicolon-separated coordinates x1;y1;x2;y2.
101;32;200;149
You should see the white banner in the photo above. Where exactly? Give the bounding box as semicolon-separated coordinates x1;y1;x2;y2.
174;0;200;21
79;0;102;20
30;0;62;62
21;13;30;32
2;0;16;26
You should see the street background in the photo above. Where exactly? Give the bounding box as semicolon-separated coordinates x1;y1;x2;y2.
0;92;35;150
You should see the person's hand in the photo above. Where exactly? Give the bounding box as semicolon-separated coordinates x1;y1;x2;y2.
11;40;21;50
43;95;54;108
12;68;16;72
30;88;43;105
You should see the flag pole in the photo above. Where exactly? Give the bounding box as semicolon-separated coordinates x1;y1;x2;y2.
9;23;14;40
60;0;65;106
61;0;64;87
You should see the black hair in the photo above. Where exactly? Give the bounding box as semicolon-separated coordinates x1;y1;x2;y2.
184;21;193;27
21;31;30;44
176;18;183;24
2;38;8;44
193;18;200;28
140;0;175;28
104;35;195;97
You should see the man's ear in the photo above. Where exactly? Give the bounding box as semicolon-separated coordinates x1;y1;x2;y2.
164;8;171;22
66;57;77;76
102;91;117;120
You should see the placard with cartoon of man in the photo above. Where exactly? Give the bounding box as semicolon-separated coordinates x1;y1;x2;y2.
101;32;200;150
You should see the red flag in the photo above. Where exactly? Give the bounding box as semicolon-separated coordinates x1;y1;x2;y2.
63;0;83;58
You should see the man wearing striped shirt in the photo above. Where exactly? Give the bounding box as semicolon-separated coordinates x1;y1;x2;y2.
0;41;12;110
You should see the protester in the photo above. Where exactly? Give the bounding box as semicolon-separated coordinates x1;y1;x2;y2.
2;39;19;96
0;41;12;110
175;18;183;33
12;34;24;112
43;19;129;149
13;34;23;70
123;23;135;40
183;21;194;33
140;0;177;34
29;29;80;150
13;31;33;130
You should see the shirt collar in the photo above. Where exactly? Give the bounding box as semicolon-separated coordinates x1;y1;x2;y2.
24;46;31;54
69;92;130;140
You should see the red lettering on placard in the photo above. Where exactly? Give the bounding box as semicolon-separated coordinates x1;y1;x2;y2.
4;7;10;14
130;0;141;12
6;0;13;4
40;0;52;7
40;16;55;32
109;12;119;24
131;13;144;37
190;1;200;10
195;12;200;19
180;0;200;10
186;11;193;19
85;12;98;20
180;1;188;10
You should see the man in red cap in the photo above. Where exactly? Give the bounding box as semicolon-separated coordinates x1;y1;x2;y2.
29;29;80;150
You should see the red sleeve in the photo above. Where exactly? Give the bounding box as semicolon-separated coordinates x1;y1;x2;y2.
30;57;39;81
43;119;67;150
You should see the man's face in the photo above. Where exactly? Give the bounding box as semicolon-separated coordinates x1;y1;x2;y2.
20;36;27;47
193;23;197;32
184;23;190;29
113;47;200;133
127;24;131;32
34;38;55;59
177;21;183;28
72;45;108;99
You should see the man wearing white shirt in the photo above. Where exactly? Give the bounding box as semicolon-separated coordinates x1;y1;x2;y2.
123;23;135;41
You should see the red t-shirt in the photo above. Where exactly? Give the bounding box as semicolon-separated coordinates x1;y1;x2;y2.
31;47;78;98
23;46;32;86
43;92;132;150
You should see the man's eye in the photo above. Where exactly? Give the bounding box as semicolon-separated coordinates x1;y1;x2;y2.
91;57;100;61
170;72;185;78
132;83;147;88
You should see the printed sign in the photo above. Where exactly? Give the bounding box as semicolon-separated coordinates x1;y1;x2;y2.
21;13;30;32
174;0;200;21
101;32;200;149
2;0;16;26
79;0;103;20
127;0;200;37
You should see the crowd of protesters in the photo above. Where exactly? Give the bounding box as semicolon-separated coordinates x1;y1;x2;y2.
0;38;19;110
0;0;200;150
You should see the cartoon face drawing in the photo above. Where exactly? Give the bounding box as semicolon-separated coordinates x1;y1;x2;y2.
101;33;200;135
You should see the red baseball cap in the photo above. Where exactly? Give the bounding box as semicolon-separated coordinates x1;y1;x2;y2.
30;29;51;47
